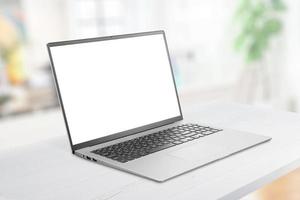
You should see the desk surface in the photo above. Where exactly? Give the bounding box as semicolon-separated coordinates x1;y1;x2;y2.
1;103;300;200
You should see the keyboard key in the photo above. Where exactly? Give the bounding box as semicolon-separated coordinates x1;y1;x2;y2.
184;132;198;137
191;134;203;139
173;141;183;145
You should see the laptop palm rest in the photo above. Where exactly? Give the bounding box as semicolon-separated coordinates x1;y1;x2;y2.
169;130;271;163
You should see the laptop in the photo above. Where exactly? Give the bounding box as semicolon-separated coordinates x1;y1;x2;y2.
47;30;271;182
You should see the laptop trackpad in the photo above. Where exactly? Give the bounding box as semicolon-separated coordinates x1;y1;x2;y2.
169;142;228;162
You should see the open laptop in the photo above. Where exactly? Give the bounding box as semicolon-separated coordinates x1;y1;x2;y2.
47;30;271;182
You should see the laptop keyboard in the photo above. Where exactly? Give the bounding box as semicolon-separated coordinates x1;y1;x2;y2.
92;124;222;163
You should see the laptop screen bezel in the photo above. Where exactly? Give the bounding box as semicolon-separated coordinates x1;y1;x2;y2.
47;30;183;153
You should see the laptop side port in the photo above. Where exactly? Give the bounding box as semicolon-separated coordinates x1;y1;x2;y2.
86;156;92;160
86;156;97;162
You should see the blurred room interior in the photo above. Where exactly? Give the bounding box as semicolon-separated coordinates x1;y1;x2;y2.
0;0;299;199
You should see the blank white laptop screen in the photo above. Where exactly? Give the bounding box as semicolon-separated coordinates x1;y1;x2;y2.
49;34;181;145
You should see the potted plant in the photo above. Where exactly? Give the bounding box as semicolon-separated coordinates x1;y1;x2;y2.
234;0;286;103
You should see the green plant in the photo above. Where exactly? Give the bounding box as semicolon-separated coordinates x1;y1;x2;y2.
234;0;286;63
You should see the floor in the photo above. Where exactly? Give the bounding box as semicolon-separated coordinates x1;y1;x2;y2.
242;167;300;200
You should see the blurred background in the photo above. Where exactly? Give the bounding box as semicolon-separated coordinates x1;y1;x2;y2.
0;0;299;199
1;0;300;117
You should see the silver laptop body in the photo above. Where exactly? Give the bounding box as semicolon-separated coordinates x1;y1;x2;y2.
47;30;271;182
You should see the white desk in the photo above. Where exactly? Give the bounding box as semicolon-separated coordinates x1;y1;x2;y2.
1;103;300;200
